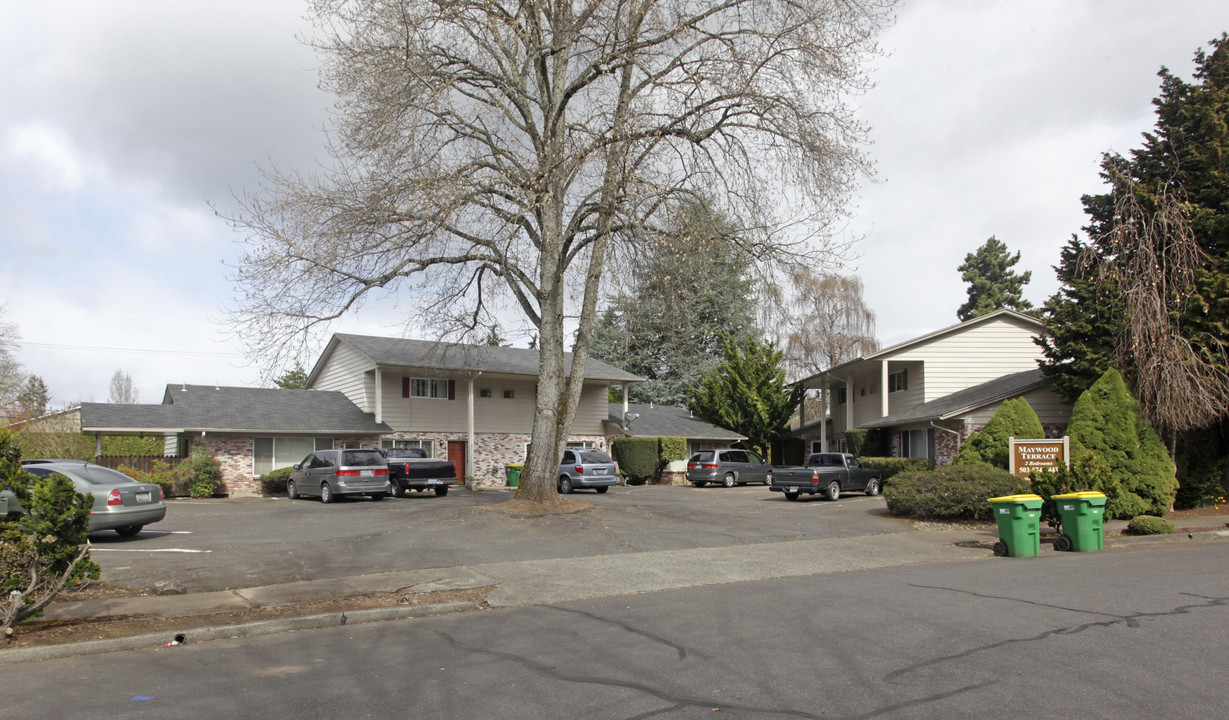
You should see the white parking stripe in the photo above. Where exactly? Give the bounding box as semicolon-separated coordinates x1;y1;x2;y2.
91;548;212;553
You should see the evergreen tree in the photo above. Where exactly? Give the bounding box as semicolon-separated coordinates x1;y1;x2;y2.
951;397;1045;469
591;199;758;406
1067;369;1177;518
1039;35;1229;501
16;376;49;419
688;335;802;461
273;363;309;390
956;236;1033;321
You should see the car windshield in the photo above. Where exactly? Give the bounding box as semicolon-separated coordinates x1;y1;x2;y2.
578;450;613;464
342;450;386;466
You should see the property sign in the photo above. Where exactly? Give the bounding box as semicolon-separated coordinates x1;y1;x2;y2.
1008;437;1070;478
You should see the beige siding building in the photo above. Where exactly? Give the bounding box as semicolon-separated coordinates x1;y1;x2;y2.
793;310;1071;465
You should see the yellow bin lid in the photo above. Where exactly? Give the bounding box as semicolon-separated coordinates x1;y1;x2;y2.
987;494;1043;502
1052;491;1106;499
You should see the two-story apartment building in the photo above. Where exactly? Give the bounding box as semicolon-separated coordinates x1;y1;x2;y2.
793;309;1070;464
76;334;644;496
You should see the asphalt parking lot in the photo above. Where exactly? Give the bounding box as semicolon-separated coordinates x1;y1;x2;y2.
88;483;907;593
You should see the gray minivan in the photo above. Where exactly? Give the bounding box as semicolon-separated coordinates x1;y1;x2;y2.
686;448;773;487
287;449;391;503
557;448;618;494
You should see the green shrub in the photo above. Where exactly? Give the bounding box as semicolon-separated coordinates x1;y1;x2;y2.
1126;515;1174;535
260;466;295;495
117;460;178;496
182;448;223;498
884;463;1030;521
864;428;892;457
1;456;100;633
860;457;935;482
952;397;1045;469
1068;369;1177;518
658;437;688;465
611;437;658;483
101;435;164;457
844;429;867;458
1174;425;1226;509
0;428;20;463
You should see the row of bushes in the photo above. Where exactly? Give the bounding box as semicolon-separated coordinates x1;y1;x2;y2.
117;448;222;499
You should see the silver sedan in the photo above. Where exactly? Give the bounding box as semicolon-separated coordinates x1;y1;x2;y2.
15;460;167;536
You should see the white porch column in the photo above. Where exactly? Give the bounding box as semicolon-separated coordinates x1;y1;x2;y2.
880;360;889;418
845;380;854;432
374;367;383;424
820;384;828;452
622;383;630;429
467;374;477;480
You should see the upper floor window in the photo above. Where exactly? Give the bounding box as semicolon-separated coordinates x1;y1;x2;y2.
889;369;909;393
402;377;453;400
836;387;847;405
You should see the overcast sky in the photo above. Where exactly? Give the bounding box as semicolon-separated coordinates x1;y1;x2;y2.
3;0;1228;407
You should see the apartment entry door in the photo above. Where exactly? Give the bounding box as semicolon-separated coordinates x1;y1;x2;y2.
447;440;467;483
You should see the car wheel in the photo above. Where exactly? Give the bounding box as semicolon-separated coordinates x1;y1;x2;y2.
435;486;449;497
722;473;736;488
320;483;335;504
371;492;385;501
391;482;405;498
824;480;840;501
784;491;800;502
865;478;881;497
115;524;142;537
558;477;574;494
595;486;609;494
287;480;299;500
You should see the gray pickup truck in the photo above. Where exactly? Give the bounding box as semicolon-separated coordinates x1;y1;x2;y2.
769;452;882;501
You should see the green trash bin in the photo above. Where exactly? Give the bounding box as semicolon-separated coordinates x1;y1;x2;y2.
1051;491;1106;552
505;464;523;488
987;494;1044;557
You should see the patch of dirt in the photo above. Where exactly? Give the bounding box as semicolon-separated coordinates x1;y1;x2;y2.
480;497;595;517
5;586;492;651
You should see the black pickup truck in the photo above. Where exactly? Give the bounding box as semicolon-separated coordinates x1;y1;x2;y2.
769;452;882;501
381;448;458;497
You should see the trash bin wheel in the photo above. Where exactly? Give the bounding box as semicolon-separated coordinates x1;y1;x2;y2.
992;541;1008;557
1054;535;1072;552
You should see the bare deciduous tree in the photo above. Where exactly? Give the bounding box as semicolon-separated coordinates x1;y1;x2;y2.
108;370;139;405
1;306;25;424
226;0;893;504
782;269;878;380
1086;175;1229;436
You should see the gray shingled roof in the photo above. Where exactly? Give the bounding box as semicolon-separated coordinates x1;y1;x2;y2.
328;334;643;383
605;404;745;441
80;384;391;435
860;369;1044;428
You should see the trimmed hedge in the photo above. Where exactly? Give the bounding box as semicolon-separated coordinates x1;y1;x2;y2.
260;466;295;495
611;437;658;484
860;457;935;482
844;429;867;458
658;436;688;464
1126;515;1174;535
884;463;1030;521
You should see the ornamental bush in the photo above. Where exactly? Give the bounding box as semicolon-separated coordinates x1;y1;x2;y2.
658;436;688;465
182;447;224;498
951;397;1045;469
1067;369;1177;518
1126;515;1174;535
884;463;1029;521
260;466;295;495
611;437;658;484
1;452;100;634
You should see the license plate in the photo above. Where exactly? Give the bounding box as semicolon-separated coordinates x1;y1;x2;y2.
136;492;151;503
360;469;373;476
787;487;797;493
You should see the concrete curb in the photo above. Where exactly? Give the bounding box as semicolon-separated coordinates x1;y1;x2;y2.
0;601;481;665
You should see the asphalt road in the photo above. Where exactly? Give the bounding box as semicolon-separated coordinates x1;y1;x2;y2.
87;484;906;593
6;543;1226;719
